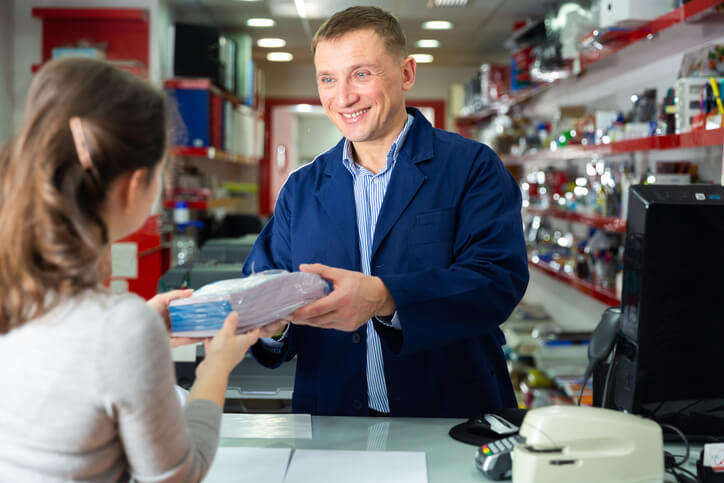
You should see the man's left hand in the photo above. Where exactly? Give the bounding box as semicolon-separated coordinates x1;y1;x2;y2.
291;263;395;332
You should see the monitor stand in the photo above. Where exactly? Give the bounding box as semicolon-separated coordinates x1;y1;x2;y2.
641;399;724;443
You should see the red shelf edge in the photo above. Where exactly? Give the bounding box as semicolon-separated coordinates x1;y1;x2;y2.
529;258;621;306
580;0;724;69
505;127;724;162
526;208;626;233
32;8;148;21
163;200;208;210
170;146;259;165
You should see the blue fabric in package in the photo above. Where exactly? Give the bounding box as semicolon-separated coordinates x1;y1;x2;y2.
169;270;329;337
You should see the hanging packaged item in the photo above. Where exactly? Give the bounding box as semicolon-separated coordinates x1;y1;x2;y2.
169;270;330;337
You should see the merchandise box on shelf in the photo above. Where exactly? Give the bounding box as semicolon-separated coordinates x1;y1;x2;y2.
165;79;224;151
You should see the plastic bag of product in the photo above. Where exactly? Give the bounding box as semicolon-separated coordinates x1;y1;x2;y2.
169;270;330;337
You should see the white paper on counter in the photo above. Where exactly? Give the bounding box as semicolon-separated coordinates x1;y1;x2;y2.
204;447;291;483
220;413;312;439
283;449;428;483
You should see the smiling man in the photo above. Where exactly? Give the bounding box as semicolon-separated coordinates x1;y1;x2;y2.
242;6;529;418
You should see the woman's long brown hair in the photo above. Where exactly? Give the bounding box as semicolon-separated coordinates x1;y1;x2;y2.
0;57;170;334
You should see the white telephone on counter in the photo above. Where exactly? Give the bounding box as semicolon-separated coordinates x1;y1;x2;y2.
512;405;664;483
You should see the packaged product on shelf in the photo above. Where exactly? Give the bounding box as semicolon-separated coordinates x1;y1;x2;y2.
480;64;510;105
169;270;330;337
675;77;724;133
678;44;724;78
585;230;620;290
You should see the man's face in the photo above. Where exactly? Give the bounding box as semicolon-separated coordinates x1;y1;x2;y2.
314;29;415;146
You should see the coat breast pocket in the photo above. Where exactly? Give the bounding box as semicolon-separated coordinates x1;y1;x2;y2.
408;208;456;270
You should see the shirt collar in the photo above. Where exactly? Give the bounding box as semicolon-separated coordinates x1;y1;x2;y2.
342;113;415;176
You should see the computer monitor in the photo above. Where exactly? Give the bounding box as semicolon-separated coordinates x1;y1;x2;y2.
603;184;724;439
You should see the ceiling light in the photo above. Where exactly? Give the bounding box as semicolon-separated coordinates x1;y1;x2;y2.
422;20;454;30
416;39;440;48
428;0;468;6
247;18;275;27
267;52;294;62
257;38;286;48
410;53;434;63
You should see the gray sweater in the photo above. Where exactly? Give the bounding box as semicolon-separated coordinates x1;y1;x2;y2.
0;291;221;482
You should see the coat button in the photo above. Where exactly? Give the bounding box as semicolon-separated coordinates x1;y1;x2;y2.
352;399;363;410
351;333;361;344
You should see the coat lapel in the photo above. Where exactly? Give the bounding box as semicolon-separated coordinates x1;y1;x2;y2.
370;154;425;260
315;153;360;269
371;109;434;261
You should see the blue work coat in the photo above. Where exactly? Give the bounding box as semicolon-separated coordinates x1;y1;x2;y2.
243;107;529;417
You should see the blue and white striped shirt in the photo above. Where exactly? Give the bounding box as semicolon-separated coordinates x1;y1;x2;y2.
341;113;415;413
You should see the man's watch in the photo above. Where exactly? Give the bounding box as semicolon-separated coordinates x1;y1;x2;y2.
374;314;395;327
271;324;290;341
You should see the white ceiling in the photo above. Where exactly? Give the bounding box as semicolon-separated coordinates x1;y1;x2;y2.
168;0;556;66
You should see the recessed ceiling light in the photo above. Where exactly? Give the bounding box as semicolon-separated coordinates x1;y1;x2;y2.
267;52;294;62
410;53;434;63
247;18;275;27
416;39;440;48
422;20;453;30
428;0;468;6
257;38;286;48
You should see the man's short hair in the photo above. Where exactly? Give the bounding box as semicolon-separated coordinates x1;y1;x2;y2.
312;6;407;59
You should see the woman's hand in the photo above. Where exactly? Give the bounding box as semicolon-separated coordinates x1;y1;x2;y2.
147;289;200;347
197;312;260;377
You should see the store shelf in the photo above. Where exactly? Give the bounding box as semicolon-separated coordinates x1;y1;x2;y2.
526;207;626;233
456;0;724;127
170;146;259;166
455;84;551;126
529;256;621;306
163;198;245;211
164;78;247;107
32;59;147;76
503;127;724;162
32;8;148;21
31;7;150;78
580;0;724;68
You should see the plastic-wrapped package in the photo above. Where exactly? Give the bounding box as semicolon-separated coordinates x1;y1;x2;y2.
169;270;330;337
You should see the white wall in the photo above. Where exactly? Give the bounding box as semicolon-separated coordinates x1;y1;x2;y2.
12;0;168;129
295;112;341;166
0;1;14;145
